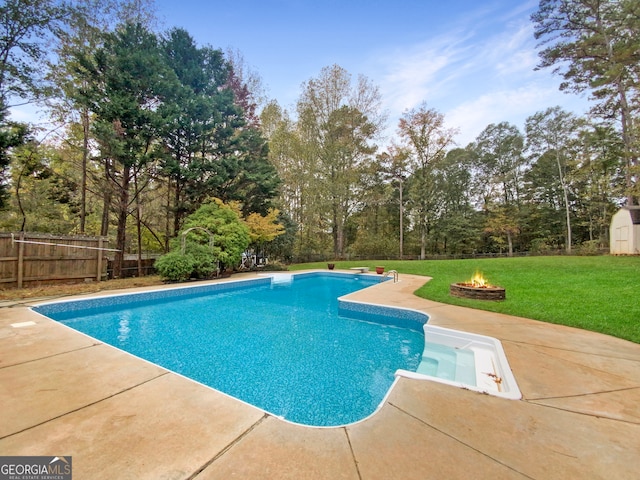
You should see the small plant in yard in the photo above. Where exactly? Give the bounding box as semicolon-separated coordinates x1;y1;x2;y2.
154;251;194;282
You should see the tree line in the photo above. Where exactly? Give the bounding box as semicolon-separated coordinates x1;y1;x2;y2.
0;0;638;269
0;0;280;276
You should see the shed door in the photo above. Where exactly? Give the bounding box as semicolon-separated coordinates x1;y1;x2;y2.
615;226;629;253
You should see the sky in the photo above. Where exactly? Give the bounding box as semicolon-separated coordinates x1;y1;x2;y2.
13;0;591;147
152;0;591;146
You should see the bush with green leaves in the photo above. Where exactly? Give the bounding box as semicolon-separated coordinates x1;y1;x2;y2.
154;251;194;282
184;242;218;278
577;240;600;256
181;199;250;269
529;238;552;254
156;199;251;282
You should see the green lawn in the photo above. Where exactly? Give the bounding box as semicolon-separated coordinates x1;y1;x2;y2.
290;256;640;344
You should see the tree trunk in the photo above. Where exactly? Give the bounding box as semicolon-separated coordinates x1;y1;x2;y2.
420;219;426;260
113;166;131;278
100;192;111;237
617;83;638;206
165;177;171;252
80;108;90;233
134;173;143;277
399;178;404;260
100;159;112;237
16;161;28;232
173;178;183;237
563;186;572;252
332;205;340;258
556;152;572;253
595;13;637;205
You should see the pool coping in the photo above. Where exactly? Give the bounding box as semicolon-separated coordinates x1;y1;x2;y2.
1;271;640;478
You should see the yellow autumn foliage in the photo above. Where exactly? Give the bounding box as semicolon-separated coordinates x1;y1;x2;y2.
244;208;285;243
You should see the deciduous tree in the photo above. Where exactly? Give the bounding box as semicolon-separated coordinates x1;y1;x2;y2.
525;106;582;252
572;123;625;243
0;0;69;109
397;103;457;259
470;122;526;255
0;113;28;207
297;65;382;258
0;0;70;203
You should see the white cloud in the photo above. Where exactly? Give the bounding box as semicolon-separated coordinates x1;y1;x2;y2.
372;10;542;120
374;30;474;115
367;2;590;148
478;19;544;85
446;83;591;146
446;86;548;145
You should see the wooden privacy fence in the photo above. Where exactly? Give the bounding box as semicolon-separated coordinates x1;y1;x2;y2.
0;232;113;288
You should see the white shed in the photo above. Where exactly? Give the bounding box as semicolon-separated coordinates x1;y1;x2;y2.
610;206;640;255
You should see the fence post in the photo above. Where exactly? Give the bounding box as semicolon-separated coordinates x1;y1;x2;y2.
16;232;24;288
96;238;103;282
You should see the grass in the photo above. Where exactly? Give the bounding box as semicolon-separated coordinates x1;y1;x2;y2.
290;256;640;344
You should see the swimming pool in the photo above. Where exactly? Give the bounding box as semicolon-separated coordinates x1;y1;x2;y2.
34;272;427;426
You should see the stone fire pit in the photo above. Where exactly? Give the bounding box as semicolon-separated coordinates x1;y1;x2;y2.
450;272;505;301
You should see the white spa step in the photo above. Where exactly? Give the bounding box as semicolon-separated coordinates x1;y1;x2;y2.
270;274;293;285
416;344;476;385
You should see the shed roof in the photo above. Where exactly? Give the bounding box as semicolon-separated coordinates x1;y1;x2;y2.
623;206;640;224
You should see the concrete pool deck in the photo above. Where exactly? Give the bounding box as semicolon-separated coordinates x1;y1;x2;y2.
1;272;639;479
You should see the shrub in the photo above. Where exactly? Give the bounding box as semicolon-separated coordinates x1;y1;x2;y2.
184;242;218;278
181;199;250;269
260;261;289;271
577;240;600;256
154;251;194;282
530;238;552;255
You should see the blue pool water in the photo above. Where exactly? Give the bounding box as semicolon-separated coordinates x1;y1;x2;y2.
35;273;426;426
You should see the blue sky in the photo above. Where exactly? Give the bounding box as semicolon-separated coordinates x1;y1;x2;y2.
154;0;591;146
10;0;588;147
